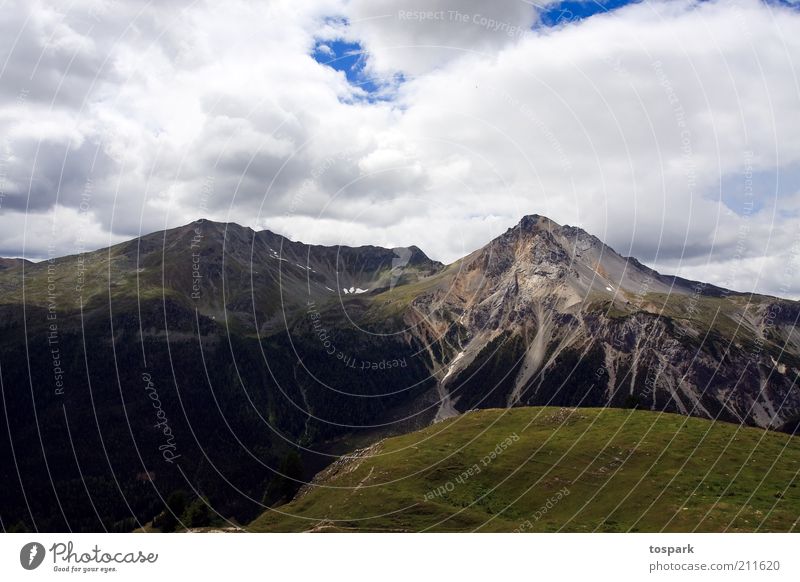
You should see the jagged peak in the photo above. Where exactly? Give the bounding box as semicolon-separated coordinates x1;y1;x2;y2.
516;213;559;231
502;214;607;253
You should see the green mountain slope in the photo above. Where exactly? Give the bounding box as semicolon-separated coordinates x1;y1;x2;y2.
249;407;800;532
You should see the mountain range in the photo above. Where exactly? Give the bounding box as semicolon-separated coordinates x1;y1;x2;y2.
0;214;798;531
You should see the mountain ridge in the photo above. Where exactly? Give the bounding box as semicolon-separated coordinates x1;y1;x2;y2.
0;215;786;302
1;212;798;532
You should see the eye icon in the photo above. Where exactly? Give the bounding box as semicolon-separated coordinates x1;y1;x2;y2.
20;542;46;570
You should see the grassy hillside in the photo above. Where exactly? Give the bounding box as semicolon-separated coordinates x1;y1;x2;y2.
249;407;800;532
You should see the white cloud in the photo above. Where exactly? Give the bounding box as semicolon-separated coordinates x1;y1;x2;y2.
1;0;799;298
334;0;540;77
0;205;126;258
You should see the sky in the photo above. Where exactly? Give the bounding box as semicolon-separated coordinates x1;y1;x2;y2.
0;0;799;298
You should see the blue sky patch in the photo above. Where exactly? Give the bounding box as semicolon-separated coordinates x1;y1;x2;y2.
313;39;401;99
538;0;642;27
313;40;365;84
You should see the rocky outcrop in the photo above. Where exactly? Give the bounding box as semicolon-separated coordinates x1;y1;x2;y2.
404;215;800;430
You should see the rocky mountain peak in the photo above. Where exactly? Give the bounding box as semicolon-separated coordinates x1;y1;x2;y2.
469;214;594;282
517;213;567;233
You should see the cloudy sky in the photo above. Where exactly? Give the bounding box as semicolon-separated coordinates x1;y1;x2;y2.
1;0;799;298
